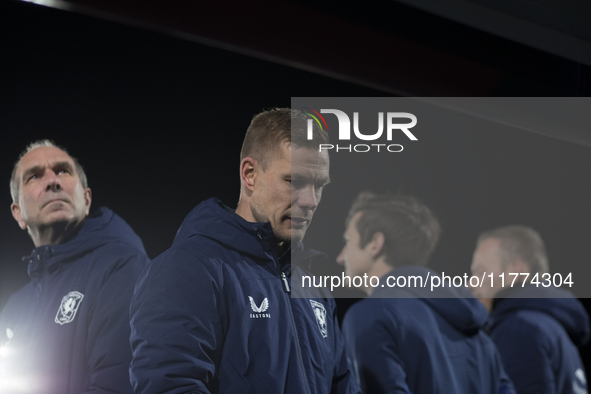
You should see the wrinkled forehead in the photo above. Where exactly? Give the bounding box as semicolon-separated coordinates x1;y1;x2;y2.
16;146;75;177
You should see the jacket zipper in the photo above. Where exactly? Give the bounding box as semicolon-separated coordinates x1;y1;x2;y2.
281;271;312;394
281;271;290;292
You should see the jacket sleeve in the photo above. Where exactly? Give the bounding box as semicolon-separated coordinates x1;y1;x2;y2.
492;321;555;394
129;248;225;394
83;248;149;394
330;300;362;394
342;301;411;394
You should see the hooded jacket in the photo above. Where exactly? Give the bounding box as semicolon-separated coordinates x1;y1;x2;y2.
342;265;515;394
489;285;590;394
129;198;360;394
0;207;148;394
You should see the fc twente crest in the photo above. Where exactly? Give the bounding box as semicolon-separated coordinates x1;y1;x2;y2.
309;300;328;338
55;291;84;325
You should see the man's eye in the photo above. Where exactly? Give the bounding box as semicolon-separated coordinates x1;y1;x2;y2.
28;174;37;181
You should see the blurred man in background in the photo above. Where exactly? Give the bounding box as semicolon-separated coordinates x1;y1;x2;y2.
0;140;148;394
340;192;514;394
471;225;590;394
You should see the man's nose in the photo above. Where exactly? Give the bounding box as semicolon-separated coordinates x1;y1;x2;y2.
336;246;346;265
296;186;318;210
45;171;62;191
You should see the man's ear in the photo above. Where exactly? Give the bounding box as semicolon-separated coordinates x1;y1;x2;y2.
239;157;257;192
83;188;92;215
11;202;27;230
369;232;385;258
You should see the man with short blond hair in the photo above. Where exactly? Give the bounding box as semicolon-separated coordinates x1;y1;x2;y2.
0;140;148;394
130;108;359;393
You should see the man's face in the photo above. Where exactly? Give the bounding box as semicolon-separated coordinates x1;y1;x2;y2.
336;212;374;277
250;143;330;243
470;237;506;303
11;146;91;233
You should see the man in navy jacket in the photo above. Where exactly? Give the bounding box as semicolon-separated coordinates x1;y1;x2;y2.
130;108;360;393
471;225;590;394
0;140;148;394
339;192;515;394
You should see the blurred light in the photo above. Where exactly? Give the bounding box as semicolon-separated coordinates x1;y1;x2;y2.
0;376;33;392
20;0;71;10
1;338;37;393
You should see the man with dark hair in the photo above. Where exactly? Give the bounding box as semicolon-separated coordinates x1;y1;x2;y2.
471;225;590;394
0;140;148;393
340;192;514;394
130;108;360;393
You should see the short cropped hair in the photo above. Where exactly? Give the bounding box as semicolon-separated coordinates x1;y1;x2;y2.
240;108;329;170
346;192;442;267
477;225;549;275
10;140;88;203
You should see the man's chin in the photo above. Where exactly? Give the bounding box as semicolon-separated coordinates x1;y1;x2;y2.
271;224;309;245
289;227;308;244
40;210;78;228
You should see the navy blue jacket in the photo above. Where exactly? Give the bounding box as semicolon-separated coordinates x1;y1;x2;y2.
343;266;515;394
489;285;590;394
0;207;148;394
129;198;360;394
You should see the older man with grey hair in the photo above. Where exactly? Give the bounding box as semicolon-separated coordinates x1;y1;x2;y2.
471;225;590;394
0;140;149;394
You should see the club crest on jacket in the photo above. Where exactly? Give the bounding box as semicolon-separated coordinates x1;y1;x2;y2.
55;291;84;325
310;300;328;338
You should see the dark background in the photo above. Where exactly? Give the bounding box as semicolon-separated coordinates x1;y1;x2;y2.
1;0;591;371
